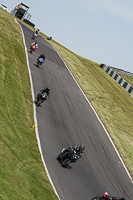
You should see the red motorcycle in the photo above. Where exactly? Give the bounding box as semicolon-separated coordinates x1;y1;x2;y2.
91;192;125;200
30;45;36;53
30;43;38;53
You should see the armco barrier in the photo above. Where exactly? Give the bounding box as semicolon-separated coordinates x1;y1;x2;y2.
110;67;133;77
100;64;133;96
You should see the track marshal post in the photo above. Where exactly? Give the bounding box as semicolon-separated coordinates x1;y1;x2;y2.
30;122;36;130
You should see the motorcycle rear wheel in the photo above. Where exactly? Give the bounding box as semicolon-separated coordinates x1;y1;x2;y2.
36;100;40;106
36;61;42;67
61;158;71;167
32;32;35;39
30;48;33;53
36;97;41;106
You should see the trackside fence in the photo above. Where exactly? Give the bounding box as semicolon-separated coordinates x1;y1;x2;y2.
100;64;133;97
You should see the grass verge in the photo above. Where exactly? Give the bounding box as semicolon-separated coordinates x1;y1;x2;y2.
0;10;58;200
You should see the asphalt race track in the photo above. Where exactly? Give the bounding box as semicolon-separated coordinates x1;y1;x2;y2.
21;24;133;200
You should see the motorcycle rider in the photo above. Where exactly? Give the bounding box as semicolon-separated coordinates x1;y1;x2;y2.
32;28;40;39
100;192;126;200
59;144;85;163
101;192;110;200
37;53;45;63
35;28;40;35
30;41;38;51
36;87;50;103
73;144;85;157
40;87;50;98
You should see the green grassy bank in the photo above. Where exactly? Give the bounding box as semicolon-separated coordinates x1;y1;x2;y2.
0;9;58;200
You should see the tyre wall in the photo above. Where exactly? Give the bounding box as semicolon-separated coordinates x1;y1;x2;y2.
100;64;133;97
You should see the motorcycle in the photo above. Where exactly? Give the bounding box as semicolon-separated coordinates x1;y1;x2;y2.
57;149;81;167
36;58;44;67
32;31;38;39
91;195;125;200
36;92;48;106
30;44;37;53
91;198;121;200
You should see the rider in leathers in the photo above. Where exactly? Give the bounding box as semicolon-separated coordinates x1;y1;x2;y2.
35;28;40;35
37;87;50;104
39;87;50;99
60;144;85;163
30;41;38;51
37;53;45;63
41;87;50;96
100;192;126;200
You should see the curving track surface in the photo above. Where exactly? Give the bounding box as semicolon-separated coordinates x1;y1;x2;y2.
21;23;133;200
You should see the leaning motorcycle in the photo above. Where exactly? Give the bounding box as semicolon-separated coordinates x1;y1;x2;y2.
32;31;38;39
36;92;48;106
30;44;37;53
36;58;44;67
91;196;125;200
57;149;81;167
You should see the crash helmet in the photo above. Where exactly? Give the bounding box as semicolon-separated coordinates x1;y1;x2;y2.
79;144;85;151
41;53;45;58
37;28;40;31
103;192;109;197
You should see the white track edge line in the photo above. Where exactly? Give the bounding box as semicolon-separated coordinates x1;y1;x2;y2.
20;25;61;199
51;45;132;183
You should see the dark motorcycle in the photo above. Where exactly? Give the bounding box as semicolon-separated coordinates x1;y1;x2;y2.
36;58;44;67
32;31;38;39
57;149;81;167
36;92;48;106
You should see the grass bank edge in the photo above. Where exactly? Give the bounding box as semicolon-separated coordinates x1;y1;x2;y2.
0;9;58;200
